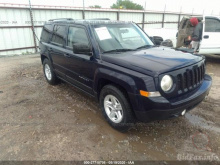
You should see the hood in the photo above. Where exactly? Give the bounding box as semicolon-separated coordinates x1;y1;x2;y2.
101;47;204;76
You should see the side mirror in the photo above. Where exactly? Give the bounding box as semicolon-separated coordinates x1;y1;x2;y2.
149;36;155;44
152;36;163;46
73;43;92;55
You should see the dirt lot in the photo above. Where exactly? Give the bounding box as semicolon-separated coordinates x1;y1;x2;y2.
0;54;219;163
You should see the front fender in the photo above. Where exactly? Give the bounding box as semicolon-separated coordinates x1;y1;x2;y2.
93;67;141;112
93;66;157;113
93;67;137;94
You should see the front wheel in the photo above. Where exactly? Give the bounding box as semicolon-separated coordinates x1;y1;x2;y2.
99;85;135;132
43;59;59;85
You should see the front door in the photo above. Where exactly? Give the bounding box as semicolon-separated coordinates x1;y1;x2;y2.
199;16;220;54
64;25;95;95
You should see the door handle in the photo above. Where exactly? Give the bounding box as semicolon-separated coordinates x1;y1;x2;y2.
64;53;71;58
48;48;53;51
203;35;209;39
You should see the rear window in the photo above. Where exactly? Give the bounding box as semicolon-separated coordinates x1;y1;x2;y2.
51;25;66;45
40;24;53;43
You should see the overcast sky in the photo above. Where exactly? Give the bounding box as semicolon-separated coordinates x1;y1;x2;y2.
1;0;220;15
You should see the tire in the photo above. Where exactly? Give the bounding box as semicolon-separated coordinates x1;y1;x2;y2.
99;84;135;132
43;58;59;85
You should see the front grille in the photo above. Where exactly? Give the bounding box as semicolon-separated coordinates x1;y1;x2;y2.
176;63;205;93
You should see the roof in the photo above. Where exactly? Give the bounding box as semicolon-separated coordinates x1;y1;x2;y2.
46;18;132;25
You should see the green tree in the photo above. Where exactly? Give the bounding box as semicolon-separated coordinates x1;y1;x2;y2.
111;0;144;10
89;5;101;8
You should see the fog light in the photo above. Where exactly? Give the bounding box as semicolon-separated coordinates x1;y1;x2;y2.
181;109;186;116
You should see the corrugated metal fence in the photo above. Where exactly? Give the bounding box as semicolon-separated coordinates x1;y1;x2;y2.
0;3;201;56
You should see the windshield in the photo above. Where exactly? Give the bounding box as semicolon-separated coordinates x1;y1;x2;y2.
92;23;154;53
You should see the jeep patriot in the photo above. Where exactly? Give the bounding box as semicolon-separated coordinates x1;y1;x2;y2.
39;18;212;131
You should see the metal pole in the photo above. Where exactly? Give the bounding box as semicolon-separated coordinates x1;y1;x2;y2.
117;0;120;20
178;14;181;28
28;0;37;53
142;1;146;29
178;6;182;28
82;0;85;19
162;4;166;28
164;1;167;14
144;1;146;10
117;11;119;20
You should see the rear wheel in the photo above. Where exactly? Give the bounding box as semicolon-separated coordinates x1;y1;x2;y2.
99;84;135;132
43;59;59;85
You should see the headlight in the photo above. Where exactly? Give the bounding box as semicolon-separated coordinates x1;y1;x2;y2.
161;75;173;92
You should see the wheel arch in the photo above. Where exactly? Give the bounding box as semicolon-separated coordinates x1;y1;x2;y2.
94;69;137;98
41;54;47;64
94;68;139;115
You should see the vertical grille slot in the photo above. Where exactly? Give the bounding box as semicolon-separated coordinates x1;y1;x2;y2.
185;72;190;89
192;69;195;86
188;70;192;88
201;65;204;79
181;74;185;90
177;74;182;90
183;73;187;90
195;68;198;85
200;66;202;82
198;67;200;84
200;65;203;81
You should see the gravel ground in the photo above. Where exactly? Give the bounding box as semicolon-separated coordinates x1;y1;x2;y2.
0;54;219;164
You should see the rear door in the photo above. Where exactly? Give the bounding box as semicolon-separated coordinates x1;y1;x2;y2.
199;16;220;54
48;24;68;78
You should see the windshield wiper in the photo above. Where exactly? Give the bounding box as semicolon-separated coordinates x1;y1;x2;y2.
102;45;155;54
135;45;154;50
102;48;134;54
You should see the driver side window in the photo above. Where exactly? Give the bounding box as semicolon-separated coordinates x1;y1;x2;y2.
205;18;220;32
67;26;90;48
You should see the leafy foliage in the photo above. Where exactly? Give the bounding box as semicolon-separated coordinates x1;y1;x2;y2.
111;0;144;10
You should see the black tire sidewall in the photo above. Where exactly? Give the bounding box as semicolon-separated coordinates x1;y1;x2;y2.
99;85;134;131
43;59;57;85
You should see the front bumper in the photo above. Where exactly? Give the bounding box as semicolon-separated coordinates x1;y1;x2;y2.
130;74;212;122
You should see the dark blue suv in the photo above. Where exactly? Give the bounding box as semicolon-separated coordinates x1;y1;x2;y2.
39;18;212;131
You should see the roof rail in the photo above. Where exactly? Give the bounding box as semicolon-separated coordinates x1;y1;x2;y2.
86;18;110;20
49;18;73;21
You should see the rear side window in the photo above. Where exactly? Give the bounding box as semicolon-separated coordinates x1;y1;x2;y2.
67;26;90;48
205;18;220;32
40;24;53;43
51;25;66;45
